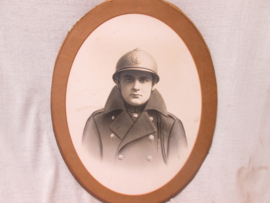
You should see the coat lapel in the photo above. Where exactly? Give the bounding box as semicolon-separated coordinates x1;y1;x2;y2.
110;111;133;140
117;111;157;151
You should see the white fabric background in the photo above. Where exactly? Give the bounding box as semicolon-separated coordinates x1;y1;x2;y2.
0;0;269;202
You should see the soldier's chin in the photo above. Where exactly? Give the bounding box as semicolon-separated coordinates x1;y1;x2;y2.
127;98;146;107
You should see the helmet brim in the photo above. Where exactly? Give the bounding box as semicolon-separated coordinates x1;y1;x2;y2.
112;67;160;83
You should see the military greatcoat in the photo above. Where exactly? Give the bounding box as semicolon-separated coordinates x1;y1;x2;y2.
82;86;187;168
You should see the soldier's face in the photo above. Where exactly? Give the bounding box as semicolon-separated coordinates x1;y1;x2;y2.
118;70;155;106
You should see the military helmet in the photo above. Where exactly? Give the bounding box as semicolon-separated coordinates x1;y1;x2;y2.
113;48;159;83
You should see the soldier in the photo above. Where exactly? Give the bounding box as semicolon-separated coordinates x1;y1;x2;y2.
82;48;187;168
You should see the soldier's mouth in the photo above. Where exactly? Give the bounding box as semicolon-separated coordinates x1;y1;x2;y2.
130;94;141;98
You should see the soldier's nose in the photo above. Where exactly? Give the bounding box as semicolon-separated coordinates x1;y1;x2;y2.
132;80;140;91
132;87;140;91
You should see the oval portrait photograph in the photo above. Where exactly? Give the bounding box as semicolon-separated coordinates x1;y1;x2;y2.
51;0;217;202
66;14;201;195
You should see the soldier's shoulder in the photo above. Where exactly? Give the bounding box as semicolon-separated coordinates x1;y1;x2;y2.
154;112;179;129
166;112;184;126
167;112;183;122
90;108;104;117
85;109;104;123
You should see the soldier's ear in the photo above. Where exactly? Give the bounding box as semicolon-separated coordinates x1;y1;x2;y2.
115;78;121;89
151;74;157;90
152;83;156;91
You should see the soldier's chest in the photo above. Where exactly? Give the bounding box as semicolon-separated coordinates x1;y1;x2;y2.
97;111;166;166
103;132;164;166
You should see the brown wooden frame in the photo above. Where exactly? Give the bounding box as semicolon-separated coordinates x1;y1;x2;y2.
51;0;217;202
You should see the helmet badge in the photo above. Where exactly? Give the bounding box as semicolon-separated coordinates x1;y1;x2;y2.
130;51;144;64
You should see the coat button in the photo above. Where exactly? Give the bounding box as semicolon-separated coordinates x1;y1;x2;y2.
118;154;124;160
149;117;154;121
146;155;153;162
110;133;116;139
133;113;138;118
148;134;154;141
111;116;115;120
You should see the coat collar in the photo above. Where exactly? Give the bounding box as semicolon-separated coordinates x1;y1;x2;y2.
103;86;168;116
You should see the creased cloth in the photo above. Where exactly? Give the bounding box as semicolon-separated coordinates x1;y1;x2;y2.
0;0;270;202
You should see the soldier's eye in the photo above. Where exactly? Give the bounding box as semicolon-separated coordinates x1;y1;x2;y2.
140;78;149;83
125;78;133;82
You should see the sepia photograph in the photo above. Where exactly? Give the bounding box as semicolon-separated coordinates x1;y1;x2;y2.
66;14;201;194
